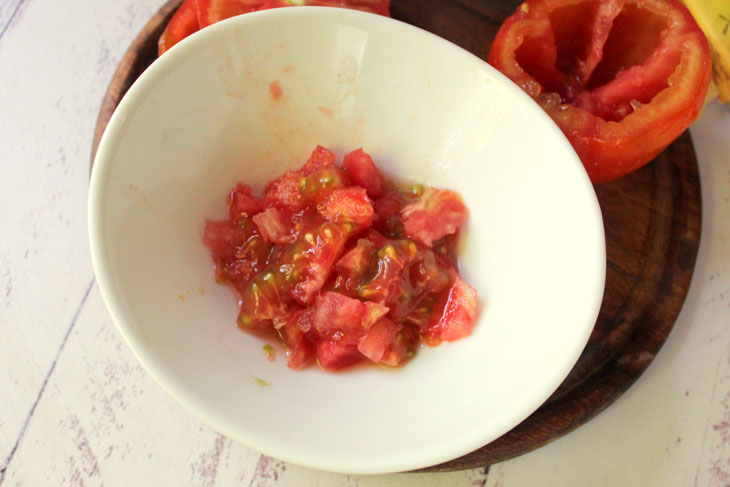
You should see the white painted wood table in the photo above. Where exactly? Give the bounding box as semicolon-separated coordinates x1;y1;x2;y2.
1;0;730;485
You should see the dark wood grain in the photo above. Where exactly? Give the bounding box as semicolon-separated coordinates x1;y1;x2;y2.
90;0;702;472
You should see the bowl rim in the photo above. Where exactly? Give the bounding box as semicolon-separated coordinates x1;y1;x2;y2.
88;6;606;474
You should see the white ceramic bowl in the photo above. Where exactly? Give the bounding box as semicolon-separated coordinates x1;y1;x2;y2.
89;7;605;474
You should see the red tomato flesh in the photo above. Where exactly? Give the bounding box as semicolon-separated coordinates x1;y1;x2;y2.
159;0;390;56
487;0;711;183
203;146;477;371
158;0;201;56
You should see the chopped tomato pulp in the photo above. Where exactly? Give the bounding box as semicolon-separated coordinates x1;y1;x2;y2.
488;0;711;183
203;147;477;371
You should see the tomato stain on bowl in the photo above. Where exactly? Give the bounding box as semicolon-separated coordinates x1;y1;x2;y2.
203;146;478;372
318;106;334;118
269;80;283;101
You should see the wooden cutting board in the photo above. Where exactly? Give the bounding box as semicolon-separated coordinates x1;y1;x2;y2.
90;0;702;472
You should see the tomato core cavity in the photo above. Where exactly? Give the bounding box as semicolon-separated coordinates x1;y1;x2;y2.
489;0;711;182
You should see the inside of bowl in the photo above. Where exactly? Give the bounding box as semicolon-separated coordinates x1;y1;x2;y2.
90;7;605;474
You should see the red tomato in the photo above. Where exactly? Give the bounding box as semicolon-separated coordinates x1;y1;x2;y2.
238;268;291;329
488;0;712;182
401;188;468;247
357;317;402;363
252;207;294;244
425;275;478;344
203;219;271;286
372;190;404;236
228;183;262;219
158;0;200;56
288;222;350;305
204;147;477;371
316;340;362;371
343;148;385;198
335;238;376;279
161;0;390;56
302;144;336;173
275;311;315;369
265;146;346;210
196;0;263;27
309;291;388;344
380;324;419;366
317;187;374;230
355;240;409;304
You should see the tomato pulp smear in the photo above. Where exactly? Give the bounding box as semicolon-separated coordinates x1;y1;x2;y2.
203;146;477;371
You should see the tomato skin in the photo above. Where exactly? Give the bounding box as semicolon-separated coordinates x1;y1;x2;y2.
158;0;200;56
487;0;711;183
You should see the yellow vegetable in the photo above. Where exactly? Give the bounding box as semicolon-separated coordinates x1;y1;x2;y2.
682;0;730;104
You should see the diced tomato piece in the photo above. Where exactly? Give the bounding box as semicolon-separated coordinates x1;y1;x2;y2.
318;187;374;230
356;241;407;303
202;220;246;261
372;190;402;235
316;340;362;371
425;275;477;344
264;148;345;210
302;145;336;174
335;238;375;279
264;170;303;209
343;148;385;198
238;269;291;329
223;237;271;287
228;183;262;220
408;250;452;296
380;324;419;366
252;207;294;244
158;0;200;56
401;188;468;247
360;228;388;247
310;291;388;344
275;312;315;370
357;317;402;363
289;222;349;305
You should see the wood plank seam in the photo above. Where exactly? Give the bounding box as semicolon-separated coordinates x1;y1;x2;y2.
0;277;95;485
0;0;26;41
